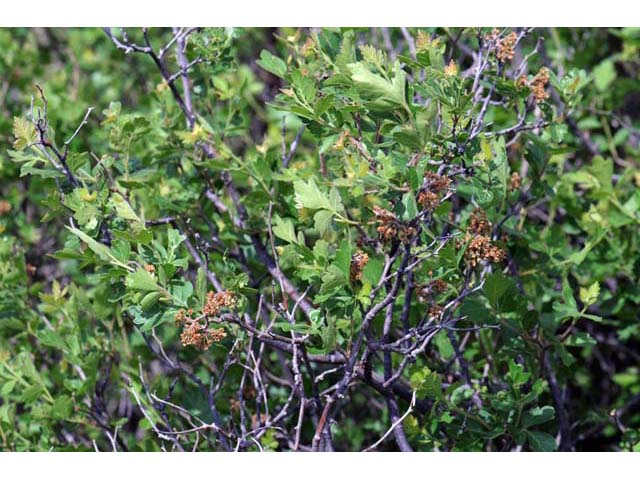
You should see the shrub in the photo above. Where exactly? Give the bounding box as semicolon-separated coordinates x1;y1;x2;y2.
1;27;640;452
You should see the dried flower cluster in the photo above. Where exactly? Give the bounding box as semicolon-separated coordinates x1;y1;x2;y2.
300;37;315;57
173;290;236;350
418;171;451;211
373;206;416;244
430;278;448;294
530;67;550;103
426;171;452;193
175;308;228;350
417;190;439;211
416;30;436;52
465;234;506;267
509;171;522;192
468;208;491;236
181;321;226;350
428;304;444;320
416;279;447;303
144;264;156;274
484;29;499;43
0;200;11;215
444;59;458;76
416;277;446;321
496;31;517;63
203;291;237;317
350;250;369;282
458;209;506;267
516;74;529;89
333;130;350;151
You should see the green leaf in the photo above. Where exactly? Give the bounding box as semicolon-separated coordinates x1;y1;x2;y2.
335;240;352;281
433;331;455;360
170;280;193;307
294;178;332;211
483;271;517;312
1;380;17;396
362;257;383;286
257;50;287;78
17;352;42;383
129;305;175;332
51;396;73;420
551;276;580;323
527;431;557;452
410;367;443;400
506;360;530;387
37;330;67;351
21;385;44;403
522;406;555;428
460;295;491;324
111;239;131;263
12;117;38;150
319;264;348;295
328;187;345;214
593;59;616;92
274;322;311;334
400;191;418;221
273;216;298;244
66;226;133;272
140;291;162;310
196;267;207;308
291;69;317;103
110;193;143;225
566;332;597;347
321;316;337;351
166;228;186;259
347;61;407;111
579;282;600;307
314;210;334;237
126;268;163;292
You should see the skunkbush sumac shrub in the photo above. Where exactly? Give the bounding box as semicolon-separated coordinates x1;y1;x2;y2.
1;27;640;452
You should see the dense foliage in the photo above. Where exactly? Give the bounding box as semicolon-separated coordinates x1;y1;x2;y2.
1;27;640;452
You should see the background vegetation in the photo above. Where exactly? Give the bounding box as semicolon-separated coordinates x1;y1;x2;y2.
1;27;639;452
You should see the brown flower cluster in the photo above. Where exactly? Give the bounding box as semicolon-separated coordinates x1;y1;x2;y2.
458;209;506;267
179;320;227;350
203;291;236;317
465;234;506;267
496;31;517;63
373;206;416;244
416;279;448;303
144;264;156;274
174;308;193;325
173;290;236;350
417;191;439;211
0;200;11;215
468;208;491;236
418;172;451;211
301;37;315;57
509;171;522;192
175;308;228;350
426;171;451;193
416;31;439;52
530;67;550;103
430;278;448;294
350;250;369;283
174;309;227;350
516;75;529;89
333;130;350;151
444;59;458;76
428;304;444;320
415;275;447;322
